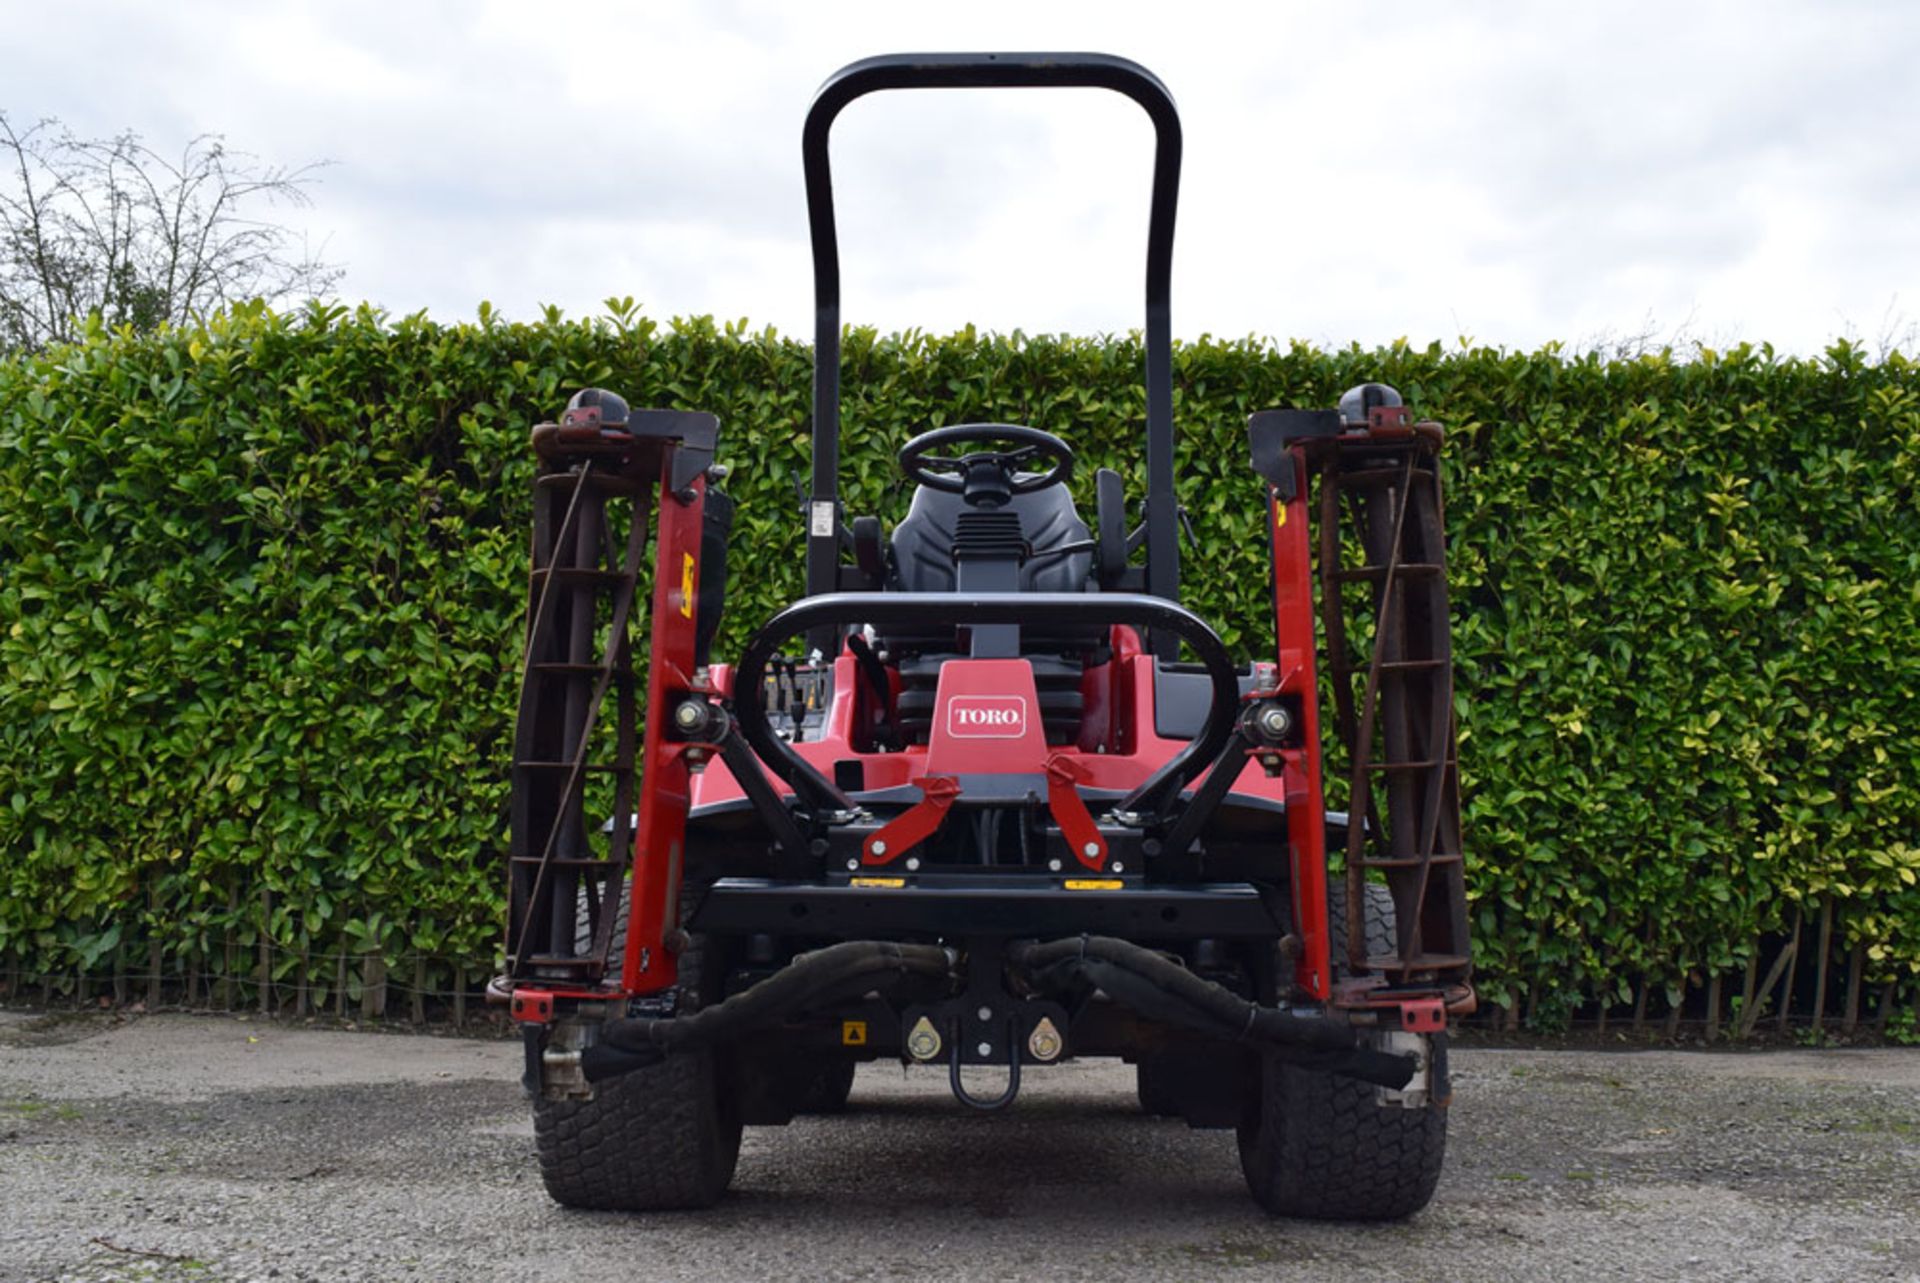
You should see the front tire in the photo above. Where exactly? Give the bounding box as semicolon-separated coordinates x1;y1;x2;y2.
535;1052;741;1210
533;883;743;1210
1235;880;1448;1220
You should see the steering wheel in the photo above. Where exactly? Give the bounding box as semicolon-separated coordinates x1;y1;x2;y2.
898;423;1075;499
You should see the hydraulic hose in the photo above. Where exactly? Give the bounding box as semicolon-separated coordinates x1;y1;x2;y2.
1008;936;1417;1089
582;940;953;1082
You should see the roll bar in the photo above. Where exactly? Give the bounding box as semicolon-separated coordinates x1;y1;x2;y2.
801;53;1184;616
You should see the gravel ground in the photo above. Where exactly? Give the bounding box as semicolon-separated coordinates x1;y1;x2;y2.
1;1011;1916;1282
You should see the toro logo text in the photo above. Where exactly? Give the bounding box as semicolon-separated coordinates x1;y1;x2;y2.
945;696;1029;739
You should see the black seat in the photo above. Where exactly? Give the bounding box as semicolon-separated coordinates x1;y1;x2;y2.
889;484;1093;593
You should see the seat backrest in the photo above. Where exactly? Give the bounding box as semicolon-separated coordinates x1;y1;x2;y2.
889;484;1093;593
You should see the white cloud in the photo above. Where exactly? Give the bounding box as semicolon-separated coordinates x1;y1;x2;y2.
5;0;1917;352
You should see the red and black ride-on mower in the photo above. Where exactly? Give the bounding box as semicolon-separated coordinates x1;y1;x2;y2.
498;53;1472;1218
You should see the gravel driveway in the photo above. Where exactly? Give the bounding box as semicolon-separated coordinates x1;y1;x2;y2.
1;1011;1915;1282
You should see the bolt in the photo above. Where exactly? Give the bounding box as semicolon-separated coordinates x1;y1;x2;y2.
672;700;706;732
905;856;921;871
1082;841;1100;858
845;858;859;871
1111;862;1125;873
976;1006;993;1022
977;1042;992;1057
1028;1016;1064;1062
906;1015;941;1062
1256;703;1293;740
870;840;887;857
1047;858;1063;872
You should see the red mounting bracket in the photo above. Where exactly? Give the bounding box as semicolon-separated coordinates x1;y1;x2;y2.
1044;753;1107;871
863;775;960;866
1397;997;1446;1034
510;989;555;1025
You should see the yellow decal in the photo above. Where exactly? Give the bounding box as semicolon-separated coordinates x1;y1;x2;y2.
1064;879;1124;891
1274;502;1288;530
849;876;906;889
841;1020;868;1046
679;552;696;618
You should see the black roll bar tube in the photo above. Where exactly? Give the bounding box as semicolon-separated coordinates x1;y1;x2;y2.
732;592;1236;822
801;53;1185;631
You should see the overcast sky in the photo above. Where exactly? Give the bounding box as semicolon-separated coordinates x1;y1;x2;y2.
6;0;1918;354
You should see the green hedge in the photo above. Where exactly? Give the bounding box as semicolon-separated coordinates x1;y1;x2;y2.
2;302;1916;1029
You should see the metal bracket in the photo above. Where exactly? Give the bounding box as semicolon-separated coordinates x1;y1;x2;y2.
863;775;960;866
1397;996;1446;1034
510;989;555;1024
1044;753;1107;871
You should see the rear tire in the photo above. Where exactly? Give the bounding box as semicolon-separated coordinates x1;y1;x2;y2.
789;1057;857;1115
533;883;743;1210
1235;881;1448;1220
1135;1058;1179;1117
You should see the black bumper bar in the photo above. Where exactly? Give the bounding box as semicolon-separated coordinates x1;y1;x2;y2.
690;877;1283;940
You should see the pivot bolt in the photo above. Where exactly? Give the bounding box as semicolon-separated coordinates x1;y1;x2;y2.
1028;1016;1064;1062
1256;704;1293;741
870;840;888;857
1082;841;1100;858
906;1015;942;1062
673;699;708;732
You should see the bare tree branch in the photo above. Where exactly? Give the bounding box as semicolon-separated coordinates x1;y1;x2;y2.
0;112;340;352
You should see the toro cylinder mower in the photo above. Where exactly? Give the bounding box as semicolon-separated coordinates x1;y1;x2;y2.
496;52;1471;1217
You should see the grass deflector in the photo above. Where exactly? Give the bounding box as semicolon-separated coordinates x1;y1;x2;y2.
497;52;1471;1218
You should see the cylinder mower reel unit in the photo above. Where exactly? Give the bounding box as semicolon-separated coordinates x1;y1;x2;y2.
497;51;1470;1221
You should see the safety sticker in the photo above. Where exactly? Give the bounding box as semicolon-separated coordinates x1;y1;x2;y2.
841;1020;868;1046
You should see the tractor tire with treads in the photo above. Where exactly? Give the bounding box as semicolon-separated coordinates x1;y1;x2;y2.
533;883;742;1210
1236;880;1447;1219
1135;1057;1179;1117
788;1057;857;1115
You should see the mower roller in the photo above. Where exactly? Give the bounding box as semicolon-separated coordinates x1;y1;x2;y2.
496;52;1471;1218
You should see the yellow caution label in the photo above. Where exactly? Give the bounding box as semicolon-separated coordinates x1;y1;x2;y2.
1064;879;1125;891
849;877;906;889
841;1020;868;1046
679;553;696;618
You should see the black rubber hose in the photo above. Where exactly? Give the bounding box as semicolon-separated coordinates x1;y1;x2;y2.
592;941;952;1073
1010;936;1416;1090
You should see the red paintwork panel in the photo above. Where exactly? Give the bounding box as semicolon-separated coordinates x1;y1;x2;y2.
686;645;1289;810
1272;448;1330;1000
619;458;708;996
925;660;1046;771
